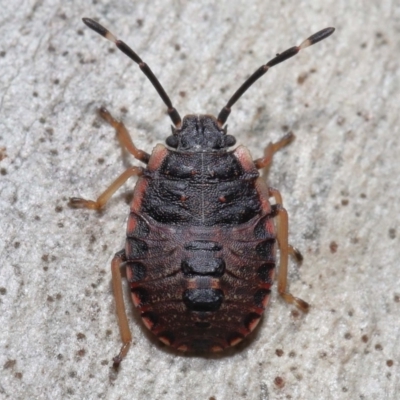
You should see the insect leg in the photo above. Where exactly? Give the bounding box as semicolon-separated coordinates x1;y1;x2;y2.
99;107;150;164
69;166;143;210
254;132;295;169
111;249;132;368
269;187;309;312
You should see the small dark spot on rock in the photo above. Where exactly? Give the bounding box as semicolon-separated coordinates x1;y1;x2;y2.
297;72;308;84
57;354;63;360
101;359;108;366
77;349;86;357
179;91;186;98
77;333;86;340
4;359;16;369
344;332;352;340
360;193;366;198
34;215;40;220
53;79;60;85
0;168;7;175
394;294;400;303
275;349;284;357
56;293;62;300
42;254;49;262
106;329;112;337
55;205;63;213
361;334;368;343
124;191;134;205
174;43;181;51
375;343;383;351
388;228;396;239
274;376;285;389
39;117;46;124
69;370;77;378
281;125;289;132
0;51;6;57
341;199;349;206
47;295;54;302
329;241;338;253
288;351;296;358
336;116;345;125
33;92;38;97
291;309;300;318
14;242;20;249
77;29;83;36
137;19;144;27
386;360;393;367
0;287;6;295
342;387;348;392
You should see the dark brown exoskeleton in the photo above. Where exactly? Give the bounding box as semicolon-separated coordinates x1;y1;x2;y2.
70;18;334;366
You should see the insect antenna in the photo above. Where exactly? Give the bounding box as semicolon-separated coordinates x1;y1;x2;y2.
82;18;182;128
217;27;335;127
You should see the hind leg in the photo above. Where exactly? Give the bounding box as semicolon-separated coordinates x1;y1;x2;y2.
111;249;132;368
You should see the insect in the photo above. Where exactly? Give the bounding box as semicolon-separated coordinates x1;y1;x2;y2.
70;18;334;366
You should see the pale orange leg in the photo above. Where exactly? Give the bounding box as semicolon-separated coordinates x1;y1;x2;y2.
69;166;143;210
254;132;294;169
269;187;309;312
99;107;150;164
111;250;132;368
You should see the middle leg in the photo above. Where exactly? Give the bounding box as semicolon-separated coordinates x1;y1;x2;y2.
69;165;143;210
269;187;309;312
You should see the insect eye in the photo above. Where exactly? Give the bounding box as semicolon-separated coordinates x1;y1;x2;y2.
166;135;179;148
225;135;236;147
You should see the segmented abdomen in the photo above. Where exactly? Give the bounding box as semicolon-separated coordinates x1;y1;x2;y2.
125;145;276;351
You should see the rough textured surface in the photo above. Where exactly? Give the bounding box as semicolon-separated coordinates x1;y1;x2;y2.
1;1;399;399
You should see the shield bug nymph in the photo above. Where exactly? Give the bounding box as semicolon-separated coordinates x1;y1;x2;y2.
70;18;334;366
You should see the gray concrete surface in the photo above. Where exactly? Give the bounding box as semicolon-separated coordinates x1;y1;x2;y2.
1;1;399;399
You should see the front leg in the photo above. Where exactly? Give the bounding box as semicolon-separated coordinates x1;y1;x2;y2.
99;107;150;164
254;132;295;169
